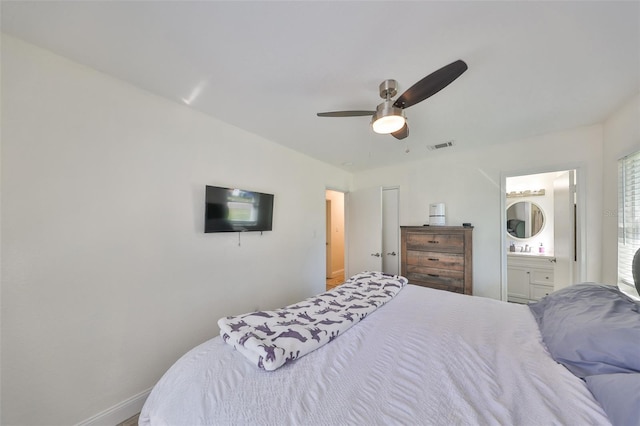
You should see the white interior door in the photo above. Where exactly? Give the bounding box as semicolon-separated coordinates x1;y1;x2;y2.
553;170;575;290
347;187;382;277
382;188;399;275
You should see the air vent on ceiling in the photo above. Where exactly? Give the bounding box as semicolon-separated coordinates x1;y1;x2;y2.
427;140;455;151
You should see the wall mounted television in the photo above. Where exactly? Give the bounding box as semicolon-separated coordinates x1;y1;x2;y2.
205;185;274;233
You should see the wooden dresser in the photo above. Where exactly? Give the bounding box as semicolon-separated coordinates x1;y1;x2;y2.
400;226;473;295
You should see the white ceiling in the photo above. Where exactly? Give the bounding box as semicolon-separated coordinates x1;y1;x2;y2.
2;1;639;171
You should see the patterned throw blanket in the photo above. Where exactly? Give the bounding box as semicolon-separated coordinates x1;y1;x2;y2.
218;271;408;371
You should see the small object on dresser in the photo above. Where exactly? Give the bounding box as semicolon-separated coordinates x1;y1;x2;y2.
429;203;446;226
463;222;472;228
510;242;516;252
539;243;545;254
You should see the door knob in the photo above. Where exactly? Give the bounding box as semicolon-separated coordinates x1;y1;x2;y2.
371;253;381;257
387;252;397;256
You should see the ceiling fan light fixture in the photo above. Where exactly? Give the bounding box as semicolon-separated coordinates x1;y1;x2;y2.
372;101;405;134
317;60;468;140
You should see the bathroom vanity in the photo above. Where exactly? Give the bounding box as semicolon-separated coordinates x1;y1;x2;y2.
507;253;556;304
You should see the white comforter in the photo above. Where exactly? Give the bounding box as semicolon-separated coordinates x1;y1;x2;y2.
140;285;610;426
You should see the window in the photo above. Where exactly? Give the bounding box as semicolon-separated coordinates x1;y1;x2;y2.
618;150;640;299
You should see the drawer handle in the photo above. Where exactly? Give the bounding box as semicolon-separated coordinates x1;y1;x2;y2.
428;258;440;261
427;273;440;277
428;240;439;244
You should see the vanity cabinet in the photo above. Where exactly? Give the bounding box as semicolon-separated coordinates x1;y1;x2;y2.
507;255;555;303
400;226;473;295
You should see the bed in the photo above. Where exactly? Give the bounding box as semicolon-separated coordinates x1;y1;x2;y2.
140;272;640;426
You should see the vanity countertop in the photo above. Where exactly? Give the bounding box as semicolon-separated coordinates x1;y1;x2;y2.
507;252;555;258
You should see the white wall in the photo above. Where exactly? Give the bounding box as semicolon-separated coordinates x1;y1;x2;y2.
602;94;640;284
352;125;604;299
0;36;351;425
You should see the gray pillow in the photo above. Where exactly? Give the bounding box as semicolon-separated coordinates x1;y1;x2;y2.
529;283;640;378
585;373;640;426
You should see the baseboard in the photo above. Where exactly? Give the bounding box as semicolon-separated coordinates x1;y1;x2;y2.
75;387;151;426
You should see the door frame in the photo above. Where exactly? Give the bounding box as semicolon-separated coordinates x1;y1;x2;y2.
500;164;586;302
326;199;332;278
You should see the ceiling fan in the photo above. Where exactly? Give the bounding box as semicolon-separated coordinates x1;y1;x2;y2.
317;60;468;140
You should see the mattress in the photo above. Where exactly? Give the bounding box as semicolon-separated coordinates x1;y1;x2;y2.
140;284;610;425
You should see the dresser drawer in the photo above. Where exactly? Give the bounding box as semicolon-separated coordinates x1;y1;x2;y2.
406;265;464;292
406;250;464;271
405;232;464;252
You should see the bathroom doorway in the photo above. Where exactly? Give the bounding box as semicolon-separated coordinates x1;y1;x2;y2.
502;168;582;302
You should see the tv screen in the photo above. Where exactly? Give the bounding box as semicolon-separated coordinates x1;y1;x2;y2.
205;185;274;233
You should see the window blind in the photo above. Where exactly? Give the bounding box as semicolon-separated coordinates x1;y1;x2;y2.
618;150;640;299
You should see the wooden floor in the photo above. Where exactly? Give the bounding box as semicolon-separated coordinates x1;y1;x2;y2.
326;274;345;290
117;413;139;426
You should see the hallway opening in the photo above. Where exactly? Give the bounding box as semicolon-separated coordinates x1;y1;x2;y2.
326;189;345;290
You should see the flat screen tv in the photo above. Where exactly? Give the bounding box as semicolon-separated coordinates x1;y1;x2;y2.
205;185;274;233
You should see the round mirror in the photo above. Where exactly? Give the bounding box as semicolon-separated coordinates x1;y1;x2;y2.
506;201;545;239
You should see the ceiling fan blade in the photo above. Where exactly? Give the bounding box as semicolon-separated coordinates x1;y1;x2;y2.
391;123;409;140
317;111;375;117
394;60;468;109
